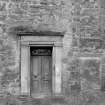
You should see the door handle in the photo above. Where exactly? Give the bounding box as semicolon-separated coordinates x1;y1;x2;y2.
33;75;41;80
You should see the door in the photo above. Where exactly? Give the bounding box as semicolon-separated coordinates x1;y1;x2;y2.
31;47;52;97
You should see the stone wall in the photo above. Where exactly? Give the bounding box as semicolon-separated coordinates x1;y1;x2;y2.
0;0;105;105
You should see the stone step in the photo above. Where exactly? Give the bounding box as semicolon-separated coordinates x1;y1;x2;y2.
18;95;40;103
18;95;67;105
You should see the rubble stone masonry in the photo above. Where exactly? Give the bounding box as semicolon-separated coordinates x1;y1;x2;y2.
0;0;105;105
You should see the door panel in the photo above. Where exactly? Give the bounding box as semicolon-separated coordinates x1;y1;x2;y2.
31;56;42;94
31;54;52;96
41;56;52;94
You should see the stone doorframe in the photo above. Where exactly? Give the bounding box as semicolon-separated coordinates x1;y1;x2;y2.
19;32;64;96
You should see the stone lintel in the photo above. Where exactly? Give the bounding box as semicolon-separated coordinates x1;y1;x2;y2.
17;31;64;36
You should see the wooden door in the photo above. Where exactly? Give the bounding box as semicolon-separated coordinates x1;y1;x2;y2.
31;48;52;96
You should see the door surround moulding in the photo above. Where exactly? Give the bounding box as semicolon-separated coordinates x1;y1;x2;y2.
19;32;64;97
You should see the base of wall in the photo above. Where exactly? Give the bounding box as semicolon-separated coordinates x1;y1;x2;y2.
1;92;105;105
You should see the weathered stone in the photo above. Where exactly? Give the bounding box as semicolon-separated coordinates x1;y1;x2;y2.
10;0;25;3
0;0;104;105
0;14;7;21
20;2;29;11
0;2;7;11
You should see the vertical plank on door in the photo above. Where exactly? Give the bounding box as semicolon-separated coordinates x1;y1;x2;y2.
31;56;42;95
41;56;52;95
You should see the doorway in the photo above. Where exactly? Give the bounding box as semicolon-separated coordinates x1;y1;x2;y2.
30;47;52;97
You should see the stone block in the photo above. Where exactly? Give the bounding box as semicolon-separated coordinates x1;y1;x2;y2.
10;0;25;3
20;2;29;11
0;14;7;21
0;2;7;11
